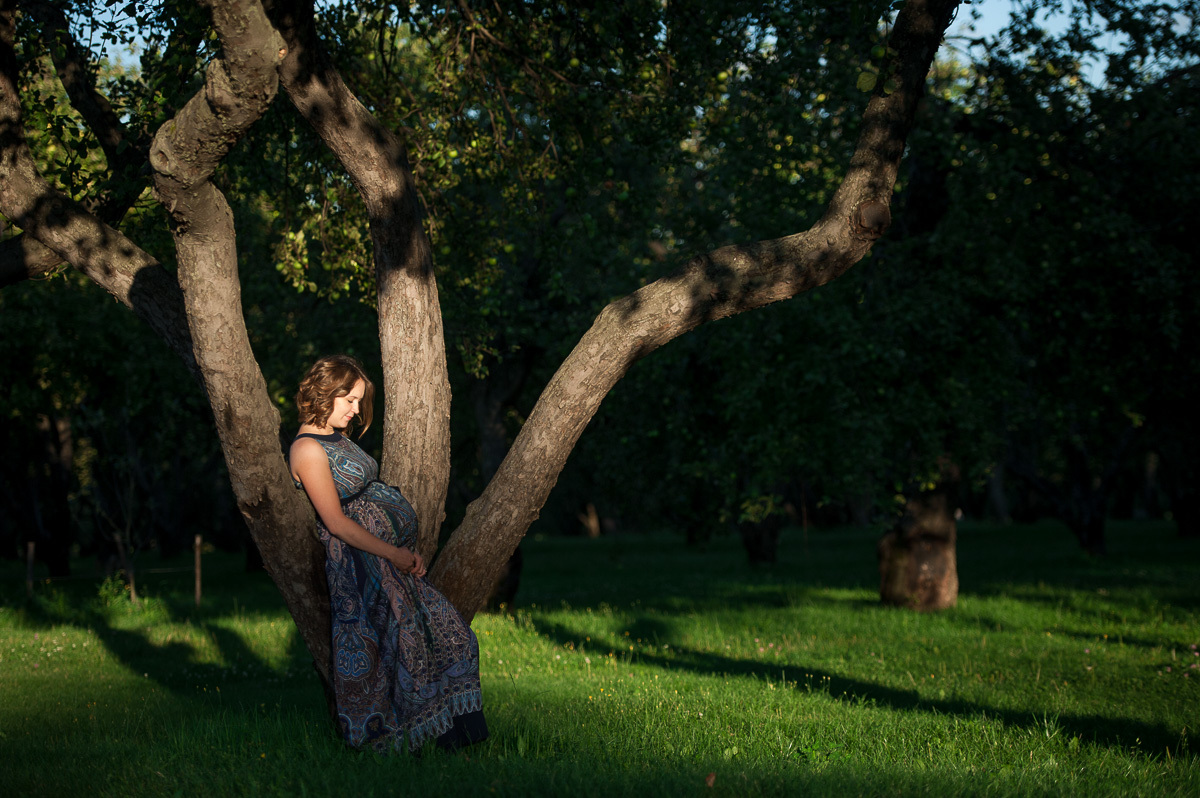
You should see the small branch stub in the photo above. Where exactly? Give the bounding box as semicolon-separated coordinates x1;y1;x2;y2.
851;199;891;240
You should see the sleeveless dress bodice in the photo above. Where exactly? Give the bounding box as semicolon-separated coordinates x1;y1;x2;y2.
293;432;417;547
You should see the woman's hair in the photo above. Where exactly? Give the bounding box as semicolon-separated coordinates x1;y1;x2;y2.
296;355;375;436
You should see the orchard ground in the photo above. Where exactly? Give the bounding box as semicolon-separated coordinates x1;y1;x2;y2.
1;520;1197;796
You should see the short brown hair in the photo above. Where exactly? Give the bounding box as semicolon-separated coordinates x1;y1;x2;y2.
296;355;375;436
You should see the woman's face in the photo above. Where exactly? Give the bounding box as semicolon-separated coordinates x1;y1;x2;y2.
327;379;366;430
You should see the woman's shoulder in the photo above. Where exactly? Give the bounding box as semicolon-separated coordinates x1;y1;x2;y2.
289;434;331;463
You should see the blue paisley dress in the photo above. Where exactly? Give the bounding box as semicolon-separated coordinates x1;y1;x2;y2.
293;431;487;752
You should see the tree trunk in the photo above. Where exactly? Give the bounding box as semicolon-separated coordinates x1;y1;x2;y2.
1061;442;1110;555
986;469;1011;523
143;0;334;686
878;476;959;612
739;515;784;565
266;0;451;558
1006;423;1136;556
1157;432;1200;538
1061;440;1108;554
32;413;74;577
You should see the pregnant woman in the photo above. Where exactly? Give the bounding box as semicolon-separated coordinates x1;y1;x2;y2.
289;354;487;753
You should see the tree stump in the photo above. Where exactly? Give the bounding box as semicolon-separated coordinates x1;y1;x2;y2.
739;515;784;565
878;483;958;611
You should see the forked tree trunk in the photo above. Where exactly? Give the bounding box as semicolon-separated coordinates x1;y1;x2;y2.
1156;431;1199;538
144;0;335;684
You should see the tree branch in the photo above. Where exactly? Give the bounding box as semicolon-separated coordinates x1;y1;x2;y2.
0;0;196;373
265;0;452;557
0;234;63;286
146;0;332;683
0;2;152;287
429;0;964;620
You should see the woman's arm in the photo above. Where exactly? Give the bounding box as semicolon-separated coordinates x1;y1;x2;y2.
290;438;426;576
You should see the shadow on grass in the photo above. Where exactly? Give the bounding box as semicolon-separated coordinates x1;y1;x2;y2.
5;568;321;709
529;615;1194;761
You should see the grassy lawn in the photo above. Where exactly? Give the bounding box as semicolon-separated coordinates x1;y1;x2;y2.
1;520;1197;796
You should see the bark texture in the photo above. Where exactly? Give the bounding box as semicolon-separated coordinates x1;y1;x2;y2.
430;0;963;620
266;0;451;558
145;0;333;683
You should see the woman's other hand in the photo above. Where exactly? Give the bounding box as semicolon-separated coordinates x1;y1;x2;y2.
392;547;426;577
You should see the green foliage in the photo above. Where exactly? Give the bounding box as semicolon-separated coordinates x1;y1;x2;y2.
885;2;1200;531
0;270;239;560
6;0;1197;553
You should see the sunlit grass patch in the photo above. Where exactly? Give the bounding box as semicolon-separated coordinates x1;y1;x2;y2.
1;520;1198;796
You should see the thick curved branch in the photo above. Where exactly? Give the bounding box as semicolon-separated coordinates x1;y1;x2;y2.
145;0;331;682
150;0;286;194
265;0;452;557
0;1;195;372
429;0;964;620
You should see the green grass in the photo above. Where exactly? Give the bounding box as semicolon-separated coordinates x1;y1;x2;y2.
1;520;1198;796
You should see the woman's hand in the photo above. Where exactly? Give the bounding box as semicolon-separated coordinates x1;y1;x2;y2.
391;547;427;578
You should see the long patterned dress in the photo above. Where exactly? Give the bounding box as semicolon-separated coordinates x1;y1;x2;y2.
293;431;487;752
